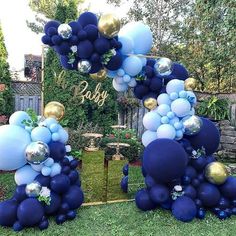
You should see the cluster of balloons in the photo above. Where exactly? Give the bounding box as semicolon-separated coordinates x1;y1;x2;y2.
141;79;200;146
136;117;236;222
0;102;84;231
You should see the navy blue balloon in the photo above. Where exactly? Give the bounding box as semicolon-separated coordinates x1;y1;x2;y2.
231;207;236;215
13;185;27;203
178;138;193;155
63;185;84;210
84;24;98;41
218;197;230;210
184;166;197;180
56;214;66;225
184;185;197;199
145;66;155;78
44;192;61;215
115;41;122;49
39;219;49;230
51;35;63;45
90;62;102;73
55;42;71;55
181;176;191;185
68;21;82;34
67;210;77;220
41;35;53;45
105;52;123;71
77;40;94;59
60;56;74;70
59;203;69;214
68;170;79;184
48;141;66;161
143;139;188;183
190;156;207;171
122;164;129;176
198;183;221;207
61;157;70;166
217;210;227;220
172;196;197;222
195;199;202;208
187;118;220;156
160;198;173;210
77;30;87;40
197;208;206;219
35;174;51;187
225;208;232;217
69;35;79;45
50;174;70;194
47;27;57;36
133;85;149;99
135;188;156;211
143;78;151;86
120;176;128;193
0;200;18;226
171;63;189;81
205;155;216;165
13;221;23;232
44;20;60;34
147;59;156;67
149;77;162;93
192;178;200;188
78;12;98;27
197;173;205;183
94;37;110;54
90;53;101;63
149;184;169;204
70;159;79;169
213;207;221;214
142;165;147;177
62;166;71;175
17;199;44;227
220;176;236;200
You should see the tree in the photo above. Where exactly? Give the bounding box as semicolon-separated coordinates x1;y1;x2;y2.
0;24;13;116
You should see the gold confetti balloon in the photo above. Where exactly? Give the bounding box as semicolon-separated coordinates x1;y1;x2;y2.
205;162;229;185
98;13;121;38
44;101;65;121
90;69;107;81
144;98;158;110
184;78;198;91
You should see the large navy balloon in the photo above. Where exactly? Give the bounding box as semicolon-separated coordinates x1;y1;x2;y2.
135;188;156;211
149;184;170;204
48;141;66;161
220;177;236;200
50;174;70;194
44;192;61;215
0;200;18;226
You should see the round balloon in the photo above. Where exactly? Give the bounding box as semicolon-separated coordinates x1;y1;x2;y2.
143;111;161;131
141;130;157;147
135;188;156;211
0;200;18;226
15;165;39;185
9;111;31;128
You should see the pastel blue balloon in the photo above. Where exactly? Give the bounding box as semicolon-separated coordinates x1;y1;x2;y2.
123;56;143;76
161;116;169;124
171;98;191;118
9;111;31;128
118;36;134;55
140;57;147;67
44;117;58;127
117;69;125;77
179;90;187;98
0;125;31;171
170;92;179;100
25;126;33;133
44;158;54;167
66;155;74;162
169;117;180;126
107;70;118;78
128;78;137;87
123;74;131;83
112;78;128;92
143;111;161;131
166;79;184;95
30;163;43;172
142;130;157;147
157;104;171;116
115;76;124;84
157;93;171;105
31;127;52;143
186;91;197;106
176;130;184;140
50;163;62;177
119;22;153;54
167;112;175;119
14;165;39;185
58;128;69;144
52;132;60;141
41;166;51;176
174;122;183;130
50;123;59;133
189;107;195;116
156;124;176;140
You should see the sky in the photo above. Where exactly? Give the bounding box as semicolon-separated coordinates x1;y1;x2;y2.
0;0;131;79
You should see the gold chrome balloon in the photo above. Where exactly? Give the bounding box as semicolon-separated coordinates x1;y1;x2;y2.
205;162;229;185
184;78;198;91
90;69;107;81
98;13;121;38
144;98;158;110
44;101;65;121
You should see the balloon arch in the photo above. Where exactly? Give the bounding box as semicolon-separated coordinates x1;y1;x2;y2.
0;11;235;231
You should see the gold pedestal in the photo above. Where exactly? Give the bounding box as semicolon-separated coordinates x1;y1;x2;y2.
82;133;103;152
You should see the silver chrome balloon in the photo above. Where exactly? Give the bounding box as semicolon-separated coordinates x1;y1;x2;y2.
77;60;91;73
154;57;173;76
25;141;50;165
25;181;42;197
57;23;72;39
182;115;202;136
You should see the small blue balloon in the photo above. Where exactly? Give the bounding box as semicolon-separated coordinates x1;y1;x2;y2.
14;165;39;185
167;111;175;119
171;98;191;118
143;111;161;131
123;56;143;76
169;117;180;126
176;130;183;139
31;127;52;144
161;116;169;124
9;111;31;128
142;130;157;147
41;166;52;176
112;78;128;92
174;122;183;130
52;132;60;141
157;104;171;116
197;208;206;219
50;123;59;133
157;93;171;105
166;79;184;95
44;158;54;167
170;92;178;100
50;163;62;177
107;70;117;78
58;128;69;144
218;210;228;220
117;69;125;77
45;117;58;127
123;74;131;83
179;90;187;98
157;124;176;140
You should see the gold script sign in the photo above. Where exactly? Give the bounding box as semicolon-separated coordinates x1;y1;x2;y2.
53;71;109;107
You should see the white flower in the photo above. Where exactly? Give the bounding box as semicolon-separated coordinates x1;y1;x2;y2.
66;145;72;153
111;49;116;56
192;150;197;156
70;46;77;53
40;187;51;198
174;185;183;192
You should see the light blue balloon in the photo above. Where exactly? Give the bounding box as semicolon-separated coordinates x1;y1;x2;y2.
118;36;134;55
174;122;183;130
186;91;197;106
107;70;118;78
50;163;62;177
0;125;31;171
50;123;59;133
176;130;184;140
45;117;58;127
30;163;43;172
166;79;184;95
117;69;125;77
167;112;175;119
112;78;128;92
119;22;153;54
14;165;39;185
31;126;52;144
179;90;187;98
66;155;74;162
41;166;51;176
44;158;54;167
157;104;171;116
157;93;171;105
9;111;31;128
169;117;180;126
25;126;33;133
58;128;69;144
140;58;147;67
123;74;131;83
189;107;195;116
128;78;137;87
171;98;191;118
115;76;124;84
161;116;169;124
143;111;161;131
142;130;157;147
170;92;179;100
52;132;60;141
122;56;143;76
156;124;176;140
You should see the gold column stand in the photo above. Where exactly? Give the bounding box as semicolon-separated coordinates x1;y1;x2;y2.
106;142;130;160
82;133;103;152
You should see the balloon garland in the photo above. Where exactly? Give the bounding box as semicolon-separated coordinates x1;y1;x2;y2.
0;10;236;232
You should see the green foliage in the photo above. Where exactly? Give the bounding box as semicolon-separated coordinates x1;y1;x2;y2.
196;96;230;121
0;25;13;116
22;108;38;127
